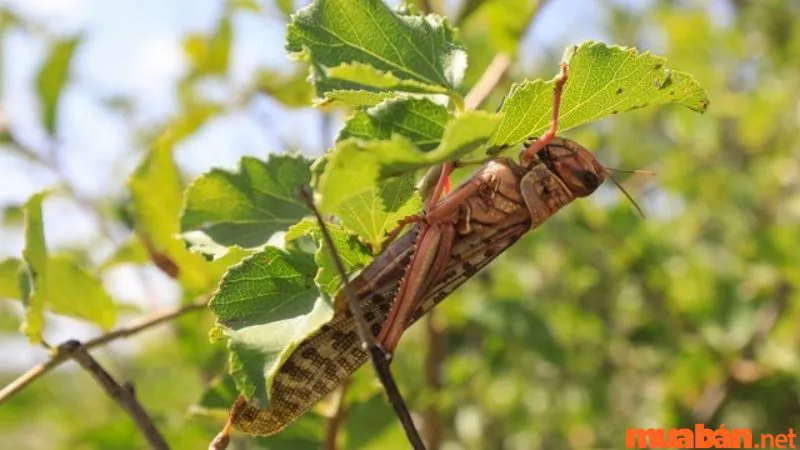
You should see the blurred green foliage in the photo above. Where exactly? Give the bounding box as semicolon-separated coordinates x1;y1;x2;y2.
1;0;799;449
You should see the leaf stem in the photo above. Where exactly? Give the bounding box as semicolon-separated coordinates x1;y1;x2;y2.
299;188;427;450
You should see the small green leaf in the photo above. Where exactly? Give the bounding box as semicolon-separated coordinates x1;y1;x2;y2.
129;136;217;292
18;193;117;342
286;218;373;295
335;176;422;253
98;238;149;271
36;36;81;136
180;154;312;248
318;89;397;107
210;247;332;405
276;0;294;16
21;192;48;343
319;111;501;215
338;97;450;151
324;62;450;96
287;0;466;97
255;68;314;108
183;16;232;76
0;258;23;300
488;41;710;151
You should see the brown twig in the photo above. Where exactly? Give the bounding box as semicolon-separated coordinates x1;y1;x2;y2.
423;312;444;449
463;53;512;111
64;340;169;449
0;298;207;405
299;188;426;450
323;379;351;450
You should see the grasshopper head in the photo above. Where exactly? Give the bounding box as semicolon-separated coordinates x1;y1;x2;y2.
538;137;606;197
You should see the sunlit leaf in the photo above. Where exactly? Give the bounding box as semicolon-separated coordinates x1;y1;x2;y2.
180;153;312;248
287;0;466;98
210;247;331;405
36;36;81;135
285;218;372;294
129;136;217;293
488;41;710;151
18;193;116;342
183;16;232;76
0;258;22;300
319;111;501;214
338;97;450;151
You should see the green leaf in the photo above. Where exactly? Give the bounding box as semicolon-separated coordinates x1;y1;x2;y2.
183;16;232;76
129;136;217;293
98;238;149;271
210;247;332;405
19;193;116;342
21;191;48;342
36;36;81;136
0;258;22;300
319;111;501;214
37;255;116;330
286;0;466;97
286;218;373;295
318;89;397;107
255;68;314;108
336;176;422;253
488;41;710;151
338;97;449;151
180;153;312;248
460;0;542;54
324;62;449;96
276;0;294;16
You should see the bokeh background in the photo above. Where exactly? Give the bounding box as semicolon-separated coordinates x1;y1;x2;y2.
2;0;799;448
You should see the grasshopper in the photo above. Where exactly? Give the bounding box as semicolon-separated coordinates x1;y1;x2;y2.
230;63;624;435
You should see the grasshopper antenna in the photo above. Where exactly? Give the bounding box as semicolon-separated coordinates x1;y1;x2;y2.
603;167;653;219
298;187;427;450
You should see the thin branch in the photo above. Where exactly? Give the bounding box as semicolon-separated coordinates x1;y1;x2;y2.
463;53;511;111
423;312;444;450
64;340;169;449
299;188;427;450
0;298;207;405
323;379;350;450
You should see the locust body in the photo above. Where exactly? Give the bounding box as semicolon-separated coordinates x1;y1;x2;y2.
231;137;608;435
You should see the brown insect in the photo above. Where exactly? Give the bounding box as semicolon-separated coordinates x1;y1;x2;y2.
227;63;639;435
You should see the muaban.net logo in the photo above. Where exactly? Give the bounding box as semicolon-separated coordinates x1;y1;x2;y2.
626;424;797;449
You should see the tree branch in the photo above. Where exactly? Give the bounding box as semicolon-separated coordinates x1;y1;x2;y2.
64;340;169;449
464;53;511;111
0;298;207;405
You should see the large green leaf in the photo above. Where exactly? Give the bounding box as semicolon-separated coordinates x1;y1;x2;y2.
210;247;331;405
36;36;81;136
286;0;466;98
19;193;116;343
488;41;710;151
129;136;217;293
180;154;312;248
319;111;501;215
338;97;450;151
285;218;373;295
